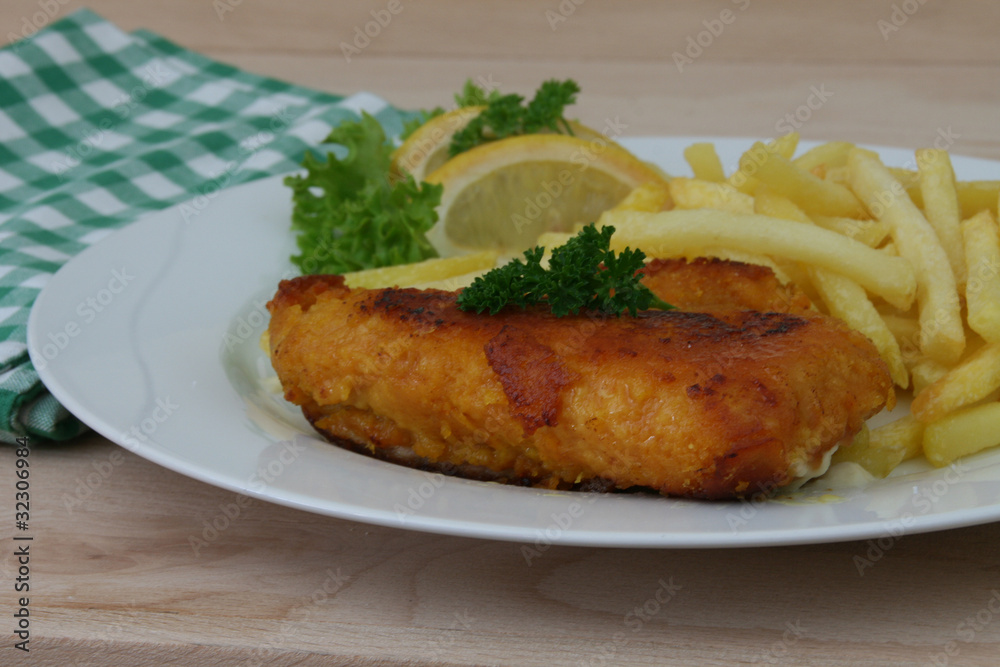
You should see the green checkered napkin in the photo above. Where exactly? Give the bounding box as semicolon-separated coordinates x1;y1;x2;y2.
0;9;410;442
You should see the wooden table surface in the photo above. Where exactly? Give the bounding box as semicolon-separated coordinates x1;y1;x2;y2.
4;1;1000;665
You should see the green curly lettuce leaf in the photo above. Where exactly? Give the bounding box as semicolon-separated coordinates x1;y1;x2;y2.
284;112;442;274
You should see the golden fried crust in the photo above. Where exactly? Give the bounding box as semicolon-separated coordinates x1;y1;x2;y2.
483;325;574;435
267;259;893;499
640;256;813;313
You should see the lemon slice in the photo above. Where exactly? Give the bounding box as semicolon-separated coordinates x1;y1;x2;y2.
423;134;667;256
392;107;615;182
391;107;485;181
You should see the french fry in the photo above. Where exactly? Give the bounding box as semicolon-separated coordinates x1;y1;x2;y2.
770;132;800;160
683;142;726;182
754;190;908;387
924;401;1000;467
848;148;965;365
741;142;867;218
917;148;967;287
909;357;951;396
808;164;827;180
880;312;920;349
872;415;925;465
607;181;797;285
727;170;762;196
668;178;754;213
824;165;851;187
811;271;909;388
956;181;1000;218
604;208;917;310
832;415;923;478
887;166;919;196
752;188;811;223
613;181;673;213
727;134;799;195
414;268;493;291
890;169;999;219
792;141;854;173
911;342;1000;423
770;259;823;307
811;215;890;248
343;251;499;289
962;210;1000;342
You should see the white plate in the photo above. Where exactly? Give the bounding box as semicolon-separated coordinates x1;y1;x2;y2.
28;137;1000;548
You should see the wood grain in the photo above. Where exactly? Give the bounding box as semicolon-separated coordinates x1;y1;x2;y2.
9;0;999;64
5;438;1000;665
3;1;1000;664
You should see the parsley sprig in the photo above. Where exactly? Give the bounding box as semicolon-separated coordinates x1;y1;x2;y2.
399;79;500;141
400;78;582;156
448;79;581;156
456;224;674;317
285;112;443;274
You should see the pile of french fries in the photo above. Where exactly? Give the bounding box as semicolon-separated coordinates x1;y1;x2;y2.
341;131;1000;479
599;133;1000;477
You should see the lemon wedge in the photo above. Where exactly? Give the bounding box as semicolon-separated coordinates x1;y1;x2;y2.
423;134;668;256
